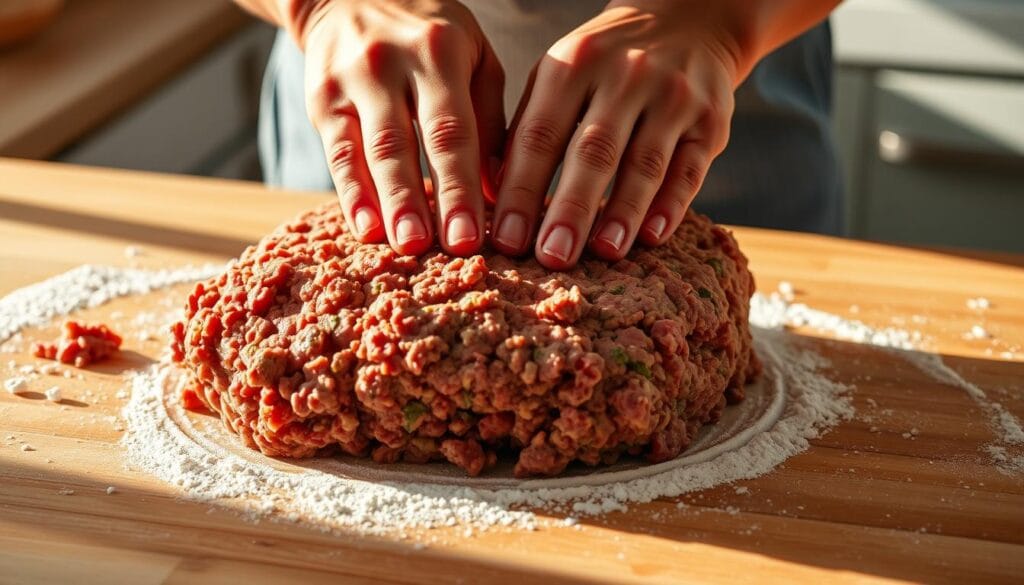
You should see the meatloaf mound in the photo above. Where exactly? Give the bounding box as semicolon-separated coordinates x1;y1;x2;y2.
171;203;761;477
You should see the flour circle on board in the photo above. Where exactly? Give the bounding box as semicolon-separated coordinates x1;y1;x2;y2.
165;362;786;490
3;265;877;533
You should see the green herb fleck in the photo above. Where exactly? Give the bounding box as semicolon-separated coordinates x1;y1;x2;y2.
705;258;724;277
533;347;545;361
610;347;629;366
697;287;713;299
322;314;341;331
402;401;429;431
370;281;385;295
609;284;626;295
459;391;473;409
628;361;652;379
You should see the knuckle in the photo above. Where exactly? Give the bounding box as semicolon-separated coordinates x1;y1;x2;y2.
326;139;360;174
666;72;693;105
419;20;468;60
423;113;472;153
516;117;564;158
574;125;619;173
550;33;602;65
700;108;733;154
434;182;473;207
624;48;649;78
337;180;365;209
366;125;412;160
422;20;454;44
378;184;417;207
670;157;707;195
555;196;593;219
499;183;543;206
306;78;341;123
356;40;399;80
618;195;648;219
628;145;667;181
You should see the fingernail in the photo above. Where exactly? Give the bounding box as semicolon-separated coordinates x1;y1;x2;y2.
494;212;527;250
595;221;626;251
446;211;477;247
645;214;668;240
541;225;574;263
354;207;380;236
395;213;428;245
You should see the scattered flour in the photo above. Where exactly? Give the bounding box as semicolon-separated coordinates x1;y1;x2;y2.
4;377;27;394
114;322;853;534
751;292;1022;473
0;264;221;343
966;325;991;340
44;386;62;403
966;297;991;311
777;281;795;301
2;266;1022;534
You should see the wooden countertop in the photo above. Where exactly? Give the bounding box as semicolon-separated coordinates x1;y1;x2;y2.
1;158;1023;584
0;0;249;160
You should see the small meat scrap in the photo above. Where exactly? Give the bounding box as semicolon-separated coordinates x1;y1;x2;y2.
34;321;123;368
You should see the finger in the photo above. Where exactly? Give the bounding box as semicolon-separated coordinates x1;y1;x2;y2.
350;89;434;256
588;78;702;260
638;110;731;247
312;96;386;243
471;41;506;204
413;74;485;256
533;88;643;270
490;56;586;256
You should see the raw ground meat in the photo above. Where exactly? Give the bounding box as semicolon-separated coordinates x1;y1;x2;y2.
172;202;761;477
34;320;122;367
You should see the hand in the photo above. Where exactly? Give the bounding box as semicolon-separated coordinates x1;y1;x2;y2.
490;0;742;269
299;0;505;256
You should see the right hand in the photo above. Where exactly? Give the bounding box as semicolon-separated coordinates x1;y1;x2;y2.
295;0;505;256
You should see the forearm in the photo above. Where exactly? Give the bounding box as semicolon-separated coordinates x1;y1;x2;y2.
606;0;841;84
233;0;326;47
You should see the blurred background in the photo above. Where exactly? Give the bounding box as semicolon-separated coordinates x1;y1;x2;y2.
1;0;1021;252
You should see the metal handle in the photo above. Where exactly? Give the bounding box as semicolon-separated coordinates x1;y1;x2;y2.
877;130;1024;173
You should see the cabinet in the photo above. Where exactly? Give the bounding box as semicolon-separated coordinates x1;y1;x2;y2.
832;0;1024;253
57;23;275;180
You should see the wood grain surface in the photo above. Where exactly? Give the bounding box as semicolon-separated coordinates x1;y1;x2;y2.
1;158;1022;584
0;0;248;159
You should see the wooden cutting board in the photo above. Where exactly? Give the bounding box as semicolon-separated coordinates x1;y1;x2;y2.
1;158;1022;584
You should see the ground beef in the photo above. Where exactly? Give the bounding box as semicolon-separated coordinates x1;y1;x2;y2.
171;202;761;477
34;320;123;367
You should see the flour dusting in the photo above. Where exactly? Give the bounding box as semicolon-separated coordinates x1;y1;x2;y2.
0;264;221;343
750;289;1023;472
2;266;1022;534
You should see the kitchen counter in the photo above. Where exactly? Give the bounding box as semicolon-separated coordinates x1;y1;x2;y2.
0;0;249;160
1;158;1023;584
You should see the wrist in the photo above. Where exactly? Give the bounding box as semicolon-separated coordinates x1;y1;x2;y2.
604;0;760;83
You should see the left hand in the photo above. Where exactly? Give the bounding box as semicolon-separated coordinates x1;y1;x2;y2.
490;0;742;269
